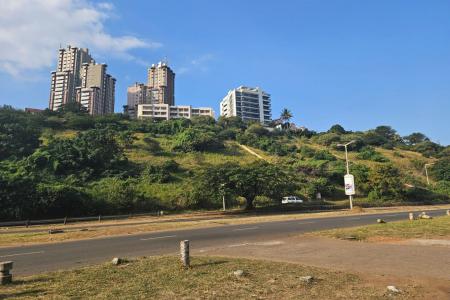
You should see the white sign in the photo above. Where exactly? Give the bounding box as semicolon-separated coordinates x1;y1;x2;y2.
344;174;356;196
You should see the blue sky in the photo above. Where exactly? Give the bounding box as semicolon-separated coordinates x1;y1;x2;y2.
1;0;449;144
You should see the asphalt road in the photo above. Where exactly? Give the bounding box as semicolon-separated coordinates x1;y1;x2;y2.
0;209;447;276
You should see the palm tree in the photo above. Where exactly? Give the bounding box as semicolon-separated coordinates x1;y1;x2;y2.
280;108;293;124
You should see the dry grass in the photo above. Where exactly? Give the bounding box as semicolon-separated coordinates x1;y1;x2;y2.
0;256;425;299
317;215;450;241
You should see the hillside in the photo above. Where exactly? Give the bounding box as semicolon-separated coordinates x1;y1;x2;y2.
0;106;449;220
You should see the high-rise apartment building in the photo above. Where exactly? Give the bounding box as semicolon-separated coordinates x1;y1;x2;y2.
147;61;175;106
220;86;272;125
49;45;115;115
127;82;148;117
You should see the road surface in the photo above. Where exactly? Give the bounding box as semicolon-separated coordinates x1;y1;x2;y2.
0;209;447;276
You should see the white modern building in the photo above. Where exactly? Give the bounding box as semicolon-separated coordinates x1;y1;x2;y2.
220;86;272;125
137;104;214;120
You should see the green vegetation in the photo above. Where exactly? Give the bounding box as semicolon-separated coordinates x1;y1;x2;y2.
317;216;450;241
0;256;425;299
0;105;449;220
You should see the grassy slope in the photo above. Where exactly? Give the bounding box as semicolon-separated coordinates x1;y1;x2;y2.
49;129;435;199
1;256;424;299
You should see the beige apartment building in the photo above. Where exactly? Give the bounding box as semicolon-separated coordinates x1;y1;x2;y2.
147;62;175;106
137;104;214;120
49;45;115;115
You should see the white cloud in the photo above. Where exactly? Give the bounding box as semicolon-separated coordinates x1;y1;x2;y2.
0;0;161;79
177;54;215;75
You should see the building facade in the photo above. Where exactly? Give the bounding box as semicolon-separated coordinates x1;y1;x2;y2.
147;61;175;106
137;104;214;120
220;86;272;125
49;45;115;115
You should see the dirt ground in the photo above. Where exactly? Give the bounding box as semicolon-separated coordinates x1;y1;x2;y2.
195;235;450;299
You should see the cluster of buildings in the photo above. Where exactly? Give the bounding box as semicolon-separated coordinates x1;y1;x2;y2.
126;62;214;120
47;45;273;125
48;46;115;115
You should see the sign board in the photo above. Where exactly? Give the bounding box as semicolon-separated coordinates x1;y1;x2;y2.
344;174;355;196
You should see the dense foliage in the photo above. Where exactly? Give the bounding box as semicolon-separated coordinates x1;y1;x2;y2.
0;106;448;220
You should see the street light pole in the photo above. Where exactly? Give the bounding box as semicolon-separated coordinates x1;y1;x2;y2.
221;183;226;211
424;163;434;185
337;140;356;210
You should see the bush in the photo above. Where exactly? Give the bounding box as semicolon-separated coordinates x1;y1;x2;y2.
89;178;156;213
431;157;450;181
173;128;224;152
368;164;405;200
313;150;336;161
356;146;389;162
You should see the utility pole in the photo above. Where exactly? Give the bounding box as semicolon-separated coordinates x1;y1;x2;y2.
337;140;356;210
221;183;226;211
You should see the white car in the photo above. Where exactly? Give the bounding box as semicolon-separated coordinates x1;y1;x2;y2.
282;196;304;204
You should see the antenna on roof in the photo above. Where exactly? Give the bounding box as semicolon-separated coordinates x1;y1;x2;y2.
162;56;168;66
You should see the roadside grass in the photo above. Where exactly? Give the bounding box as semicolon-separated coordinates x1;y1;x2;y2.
0;256;424;299
316;215;450;241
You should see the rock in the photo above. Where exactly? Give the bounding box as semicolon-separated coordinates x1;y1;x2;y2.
299;276;313;283
111;257;122;265
377;219;386;223
419;213;432;219
343;236;358;240
233;270;244;277
79;228;89;232
387;285;401;293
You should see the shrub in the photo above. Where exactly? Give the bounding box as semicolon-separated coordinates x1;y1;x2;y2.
356;146;389;162
173;128;224;152
431;157;450;181
368;164;405;200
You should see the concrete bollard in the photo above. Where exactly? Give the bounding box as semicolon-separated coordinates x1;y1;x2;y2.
0;261;13;285
409;213;414;221
446;210;450;216
377;219;386;224
180;240;190;268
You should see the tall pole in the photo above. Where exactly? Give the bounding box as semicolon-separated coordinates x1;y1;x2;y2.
221;183;226;211
344;145;353;210
338;141;355;210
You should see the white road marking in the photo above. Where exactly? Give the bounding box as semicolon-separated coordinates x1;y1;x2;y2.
140;235;177;241
0;251;44;258
233;226;259;232
298;221;315;225
348;217;361;220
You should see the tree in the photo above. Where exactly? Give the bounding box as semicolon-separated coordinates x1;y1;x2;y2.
172;128;224;152
374;126;398;141
280;108;293;124
0;107;41;159
58;102;88;114
368;164;404;200
328;124;346;134
403;132;429;145
431;157;450;181
28;128;126;180
230;162;296;209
